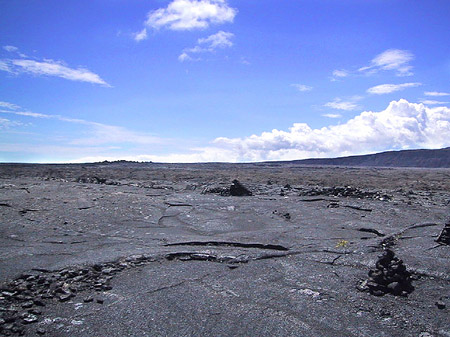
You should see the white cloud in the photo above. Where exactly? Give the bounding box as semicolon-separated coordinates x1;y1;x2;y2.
0;101;20;110
144;0;237;31
324;97;361;111
179;30;233;61
205;99;450;162
420;100;449;105
5;100;449;163
198;30;233;48
2;45;28;58
239;57;250;65
1;104;162;146
11;59;110;86
331;69;348;80
3;46;18;53
359;49;414;76
134;28;148;42
424;91;450;97
69;124;162;146
99;99;448;163
367;82;421;95
292;84;312;92
0;117;23;129
0;60;12;72
322;113;342;119
0;56;110;86
178;53;193;62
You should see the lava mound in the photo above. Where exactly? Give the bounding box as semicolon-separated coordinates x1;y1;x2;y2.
366;249;414;296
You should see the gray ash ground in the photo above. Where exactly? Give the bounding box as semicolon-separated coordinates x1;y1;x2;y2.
0;163;449;336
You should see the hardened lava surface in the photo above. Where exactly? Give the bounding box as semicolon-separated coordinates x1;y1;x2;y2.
0;163;449;336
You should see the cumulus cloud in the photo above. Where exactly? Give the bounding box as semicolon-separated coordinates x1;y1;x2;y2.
324;97;361;111
204;99;450;162
142;0;236;32
359;49;414;76
291;84;312;92
179;31;233;61
424;91;450;97
71;99;450;163
367;82;421;95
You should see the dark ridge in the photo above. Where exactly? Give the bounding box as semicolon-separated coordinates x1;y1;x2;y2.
0;147;448;168
164;241;289;251
265;147;450;168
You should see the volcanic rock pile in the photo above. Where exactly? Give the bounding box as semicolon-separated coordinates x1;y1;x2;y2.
299;186;391;200
365;249;414;296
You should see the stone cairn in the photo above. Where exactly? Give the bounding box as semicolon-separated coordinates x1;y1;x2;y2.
436;222;450;245
365;249;414;296
229;180;252;196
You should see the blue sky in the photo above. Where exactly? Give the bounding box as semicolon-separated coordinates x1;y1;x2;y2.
1;0;449;163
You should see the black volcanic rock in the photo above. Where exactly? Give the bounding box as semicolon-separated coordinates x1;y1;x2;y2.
363;249;414;296
229;180;252;196
202;180;252;196
436;222;450;245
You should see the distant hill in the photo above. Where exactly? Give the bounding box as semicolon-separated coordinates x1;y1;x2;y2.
267;147;450;168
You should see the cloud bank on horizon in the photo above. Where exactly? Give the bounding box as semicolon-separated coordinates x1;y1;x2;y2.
2;99;447;163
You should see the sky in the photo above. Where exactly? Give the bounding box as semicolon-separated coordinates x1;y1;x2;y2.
0;0;449;163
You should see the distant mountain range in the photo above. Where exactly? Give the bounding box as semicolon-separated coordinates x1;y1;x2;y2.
266;147;450;168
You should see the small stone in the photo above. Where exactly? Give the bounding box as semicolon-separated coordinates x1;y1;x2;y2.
22;313;38;324
11;324;24;333
101;267;115;274
83;296;94;303
21;301;34;308
3;315;16;323
28;308;41;315
435;301;446;309
96;299;104;304
33;299;45;307
387;282;402;295
380;309;391;317
58;293;72;302
371;289;385;297
37;328;46;335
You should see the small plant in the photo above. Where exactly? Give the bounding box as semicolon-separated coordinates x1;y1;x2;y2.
336;239;349;248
